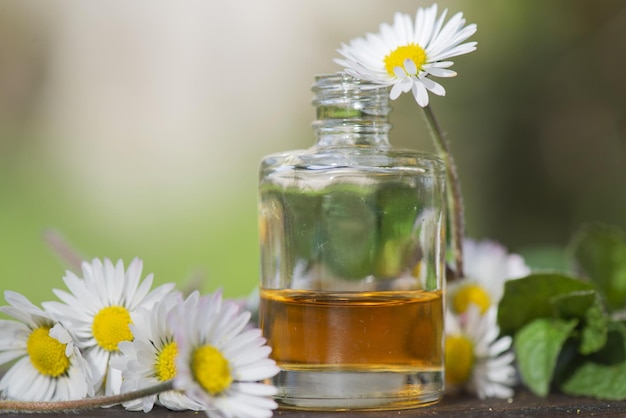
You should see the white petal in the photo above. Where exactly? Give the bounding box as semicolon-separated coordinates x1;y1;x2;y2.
389;82;404;100
412;81;429;107
403;58;417;75
159;390;205;411
425;66;457;78
488;336;513;356
421;77;446;96
0;349;25;365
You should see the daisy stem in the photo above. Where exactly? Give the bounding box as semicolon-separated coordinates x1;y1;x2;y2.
0;380;174;413
422;104;465;279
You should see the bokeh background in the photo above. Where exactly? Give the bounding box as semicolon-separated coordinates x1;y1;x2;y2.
1;0;625;305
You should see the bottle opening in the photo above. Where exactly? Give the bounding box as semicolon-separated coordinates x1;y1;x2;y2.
311;73;392;147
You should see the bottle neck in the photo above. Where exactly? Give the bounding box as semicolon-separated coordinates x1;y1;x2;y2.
311;73;391;148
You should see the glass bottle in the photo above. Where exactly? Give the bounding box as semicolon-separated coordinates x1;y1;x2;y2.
258;73;446;410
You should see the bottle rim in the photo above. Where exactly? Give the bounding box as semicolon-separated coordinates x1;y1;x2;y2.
312;72;390;94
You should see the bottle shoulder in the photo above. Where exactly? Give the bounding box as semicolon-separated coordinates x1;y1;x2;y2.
259;146;445;176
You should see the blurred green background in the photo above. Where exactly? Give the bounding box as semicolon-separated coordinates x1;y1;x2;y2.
1;0;625;306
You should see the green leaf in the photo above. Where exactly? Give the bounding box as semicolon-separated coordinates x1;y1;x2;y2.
320;188;377;278
579;299;608;355
570;223;626;311
561;361;626;400
551;289;596;319
498;273;594;336
561;323;626;399
374;184;420;279
520;245;572;274
515;318;578;397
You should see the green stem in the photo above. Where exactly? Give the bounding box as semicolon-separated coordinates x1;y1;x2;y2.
422;104;465;279
0;380;174;413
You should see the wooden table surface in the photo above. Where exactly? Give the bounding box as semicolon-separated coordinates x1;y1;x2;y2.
2;389;625;417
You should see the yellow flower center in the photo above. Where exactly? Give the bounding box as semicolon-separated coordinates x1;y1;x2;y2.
155;341;178;381
191;345;233;396
452;284;492;314
384;44;426;77
92;306;134;351
445;335;474;386
26;326;70;377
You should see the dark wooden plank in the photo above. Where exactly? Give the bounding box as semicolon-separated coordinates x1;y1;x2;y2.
274;391;626;417
2;390;626;417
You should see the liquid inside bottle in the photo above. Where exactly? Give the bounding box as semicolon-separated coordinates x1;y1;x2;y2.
258;73;446;410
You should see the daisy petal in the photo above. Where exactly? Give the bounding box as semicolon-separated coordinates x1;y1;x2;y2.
403;58;417;75
412;81;430;107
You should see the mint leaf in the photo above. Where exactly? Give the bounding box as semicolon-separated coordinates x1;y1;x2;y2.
579;299;608;355
551;289;596;319
561;323;626;399
570;224;626;311
515;318;578;397
320;188;377;278
561;361;626;400
498;273;594;335
520;245;571;274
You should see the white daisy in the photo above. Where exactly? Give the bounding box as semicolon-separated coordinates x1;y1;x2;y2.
445;305;517;399
42;257;175;395
0;291;94;401
449;238;531;315
110;291;204;412
169;290;279;418
335;3;477;107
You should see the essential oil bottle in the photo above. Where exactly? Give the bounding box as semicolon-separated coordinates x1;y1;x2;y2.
258;72;446;410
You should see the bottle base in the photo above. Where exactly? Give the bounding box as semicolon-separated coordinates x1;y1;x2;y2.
271;368;444;411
